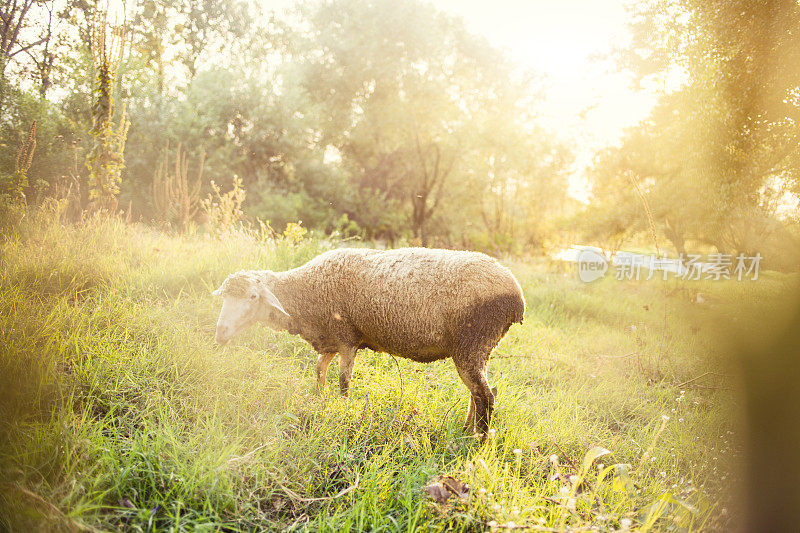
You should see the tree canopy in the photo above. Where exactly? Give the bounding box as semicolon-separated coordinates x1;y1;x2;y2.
0;0;573;253
1;0;798;264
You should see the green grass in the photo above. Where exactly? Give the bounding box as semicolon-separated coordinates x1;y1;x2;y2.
0;206;788;531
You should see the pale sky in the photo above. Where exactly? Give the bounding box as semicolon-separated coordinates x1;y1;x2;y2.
428;0;658;200
258;0;656;145
432;0;654;141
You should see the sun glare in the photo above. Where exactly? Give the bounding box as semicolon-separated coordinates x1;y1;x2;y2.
4;0;800;530
430;1;656;141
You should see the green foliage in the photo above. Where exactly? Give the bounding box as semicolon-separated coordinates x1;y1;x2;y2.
249;182;352;236
86;104;129;211
282;221;307;244
1;0;576;250
0;1;798;529
2;0;799;254
291;0;572;247
0;87;81;204
1;120;36;203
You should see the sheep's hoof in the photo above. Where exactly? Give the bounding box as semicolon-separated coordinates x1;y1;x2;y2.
462;429;481;440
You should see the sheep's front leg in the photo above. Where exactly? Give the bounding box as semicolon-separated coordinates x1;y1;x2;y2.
315;352;336;393
338;346;357;397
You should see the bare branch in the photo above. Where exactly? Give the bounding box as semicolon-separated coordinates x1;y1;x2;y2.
7;34;47;58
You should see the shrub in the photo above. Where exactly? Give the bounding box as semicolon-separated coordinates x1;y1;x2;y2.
201;177;246;234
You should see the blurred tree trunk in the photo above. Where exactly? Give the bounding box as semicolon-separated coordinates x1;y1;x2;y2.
740;290;800;532
663;218;687;257
410;138;456;247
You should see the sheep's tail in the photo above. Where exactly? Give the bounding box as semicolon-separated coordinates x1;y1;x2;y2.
502;269;526;325
510;291;526;324
490;291;526;326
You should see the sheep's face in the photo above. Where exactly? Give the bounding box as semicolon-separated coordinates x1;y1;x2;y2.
212;271;288;344
213;291;261;344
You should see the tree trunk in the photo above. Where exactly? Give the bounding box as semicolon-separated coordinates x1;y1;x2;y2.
663;221;687;258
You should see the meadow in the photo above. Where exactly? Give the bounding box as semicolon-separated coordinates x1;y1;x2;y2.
0;203;783;532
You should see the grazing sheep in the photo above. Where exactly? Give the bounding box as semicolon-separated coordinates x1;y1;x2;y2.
212;247;525;435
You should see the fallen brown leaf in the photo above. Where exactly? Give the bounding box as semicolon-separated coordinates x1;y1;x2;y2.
423;475;470;505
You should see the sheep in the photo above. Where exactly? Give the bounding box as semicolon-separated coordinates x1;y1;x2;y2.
212;247;526;435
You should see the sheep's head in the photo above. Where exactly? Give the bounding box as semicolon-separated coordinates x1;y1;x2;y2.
212;270;289;344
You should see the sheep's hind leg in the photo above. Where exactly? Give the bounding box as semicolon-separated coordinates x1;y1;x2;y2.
472;371;495;436
463;384;496;434
316;352;336;394
455;362;495;436
464;396;476;434
338;346;357;397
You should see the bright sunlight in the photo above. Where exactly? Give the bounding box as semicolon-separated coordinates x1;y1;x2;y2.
2;1;799;532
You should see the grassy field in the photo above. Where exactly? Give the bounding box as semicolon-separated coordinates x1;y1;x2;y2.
0;205;788;531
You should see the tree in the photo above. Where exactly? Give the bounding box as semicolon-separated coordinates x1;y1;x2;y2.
591;0;800;258
0;0;56;116
292;0;569;247
85;11;128;212
172;0;248;81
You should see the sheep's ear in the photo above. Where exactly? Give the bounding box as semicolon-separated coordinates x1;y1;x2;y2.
260;285;290;316
212;287;223;296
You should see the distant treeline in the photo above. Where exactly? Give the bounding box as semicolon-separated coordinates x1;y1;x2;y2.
1;0;799;265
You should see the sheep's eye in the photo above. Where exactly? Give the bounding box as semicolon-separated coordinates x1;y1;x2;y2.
249;293;258;301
